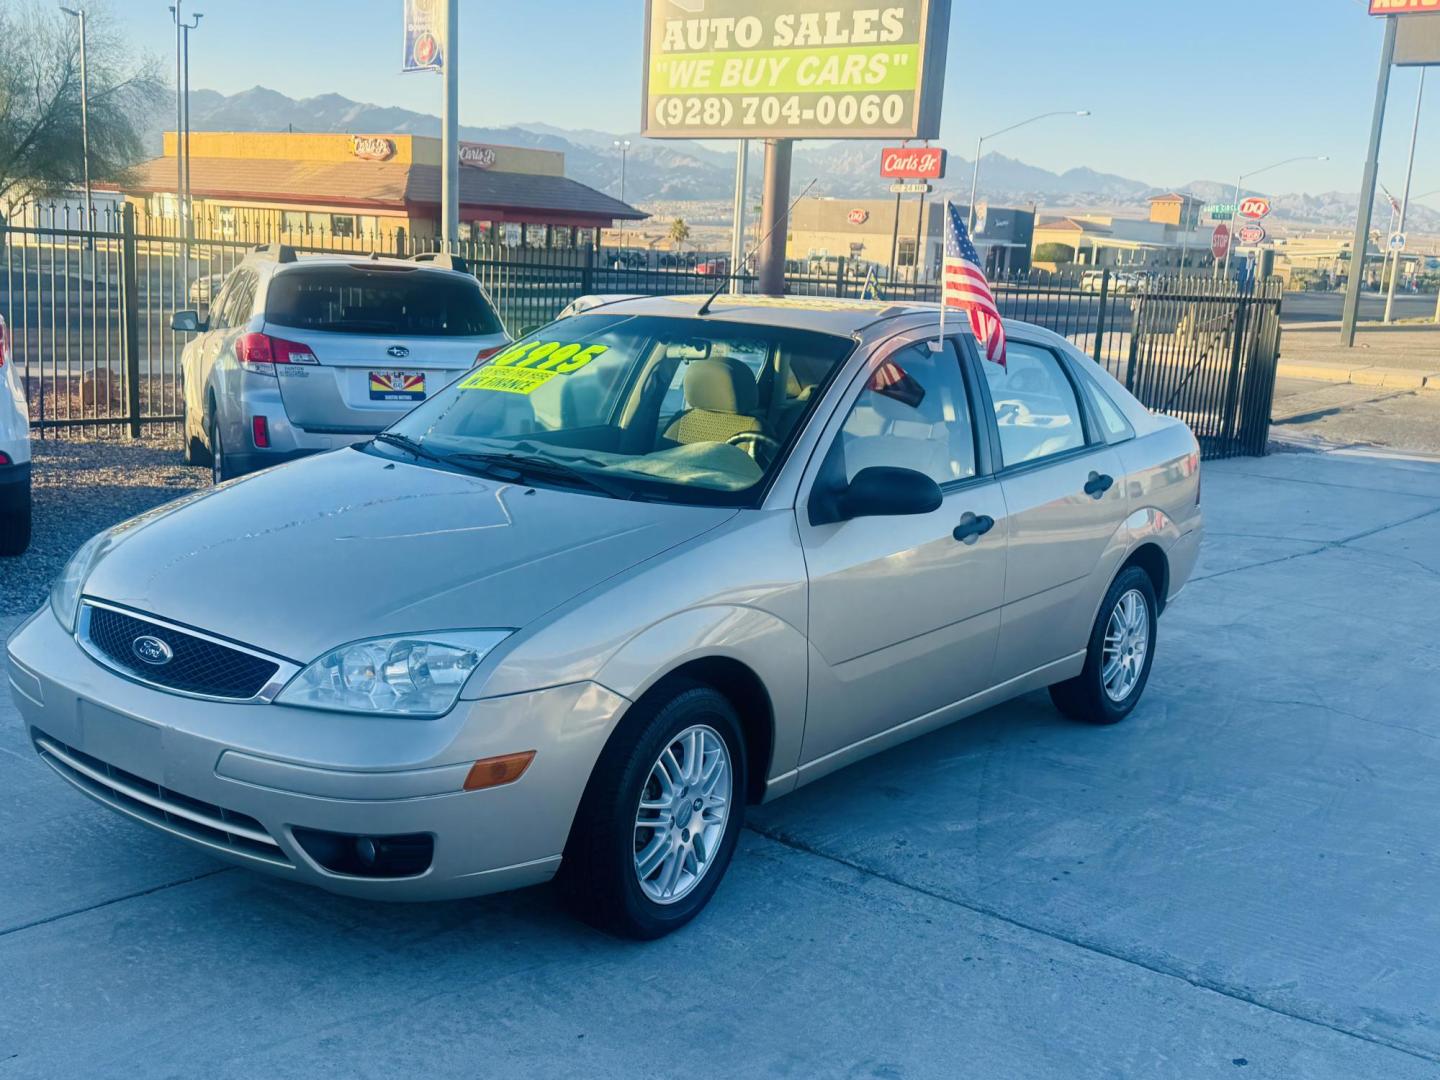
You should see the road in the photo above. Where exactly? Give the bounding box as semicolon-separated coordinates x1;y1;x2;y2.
1271;375;1440;456
4;448;1440;1077
1279;290;1436;324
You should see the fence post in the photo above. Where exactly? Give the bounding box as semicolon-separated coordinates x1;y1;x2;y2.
120;203;142;439
835;256;847;298
581;243;595;295
1220;290;1251;452
1092;268;1110;365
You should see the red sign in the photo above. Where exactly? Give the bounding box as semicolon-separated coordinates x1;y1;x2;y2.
1239;197;1272;221
880;146;948;180
351;136;396;161
1237;223;1267;245
1211;224;1231;260
1370;0;1440;13
847;208;870;226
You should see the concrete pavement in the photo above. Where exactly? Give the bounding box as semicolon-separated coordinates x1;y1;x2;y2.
1277;322;1440;392
3;447;1440;1078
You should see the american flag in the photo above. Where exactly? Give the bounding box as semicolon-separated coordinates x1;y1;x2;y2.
943;201;1006;368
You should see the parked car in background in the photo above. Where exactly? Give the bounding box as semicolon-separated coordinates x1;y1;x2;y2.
172;247;509;483
694;257;730;276
0;314;32;556
11;295;1202;939
189;272;226;307
609;250;647;271
1081;270;1144;296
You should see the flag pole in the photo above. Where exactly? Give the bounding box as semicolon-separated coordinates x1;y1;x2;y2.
933;200;949;352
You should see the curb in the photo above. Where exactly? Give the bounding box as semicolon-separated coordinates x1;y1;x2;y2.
1277;360;1440;392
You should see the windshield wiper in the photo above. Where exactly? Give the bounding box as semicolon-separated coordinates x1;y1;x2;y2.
372;432;447;464
445;451;637;501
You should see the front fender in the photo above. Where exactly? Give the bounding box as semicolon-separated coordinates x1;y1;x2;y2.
593;605;809;789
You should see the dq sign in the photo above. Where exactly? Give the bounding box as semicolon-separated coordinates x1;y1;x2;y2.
847;208;871;226
880;146;948;180
1238;196;1272;221
1237;223;1267;245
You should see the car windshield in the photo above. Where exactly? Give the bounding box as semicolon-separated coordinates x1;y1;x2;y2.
379;313;856;506
265;265;503;336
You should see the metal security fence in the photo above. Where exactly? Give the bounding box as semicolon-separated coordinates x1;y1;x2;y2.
1;207;1281;458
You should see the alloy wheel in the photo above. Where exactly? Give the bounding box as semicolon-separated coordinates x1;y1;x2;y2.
1101;588;1149;702
633;724;732;905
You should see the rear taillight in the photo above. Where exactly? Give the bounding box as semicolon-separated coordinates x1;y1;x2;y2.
473;344;507;366
252;416;270;449
0;320;9;368
0;451;11;467
237;332;317;371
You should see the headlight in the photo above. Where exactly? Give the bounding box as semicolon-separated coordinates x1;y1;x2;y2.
50;531;109;633
275;630;511;717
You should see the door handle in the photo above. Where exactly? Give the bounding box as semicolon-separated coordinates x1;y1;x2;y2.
1084;472;1114;499
953;512;995;545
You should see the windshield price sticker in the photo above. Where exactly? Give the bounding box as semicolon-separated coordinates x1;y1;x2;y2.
460;341;609;395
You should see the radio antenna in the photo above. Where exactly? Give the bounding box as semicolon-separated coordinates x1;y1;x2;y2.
698;177;818;316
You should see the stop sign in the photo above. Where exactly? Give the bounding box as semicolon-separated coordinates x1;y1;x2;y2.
1211;224;1231;260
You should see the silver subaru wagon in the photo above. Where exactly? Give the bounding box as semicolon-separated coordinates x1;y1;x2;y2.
7;295;1202;939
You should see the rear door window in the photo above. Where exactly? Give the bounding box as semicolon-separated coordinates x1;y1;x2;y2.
265;266;502;336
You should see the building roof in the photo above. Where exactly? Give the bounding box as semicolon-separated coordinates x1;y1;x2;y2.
120;154;646;223
1149;191;1202;204
1036;217;1113;236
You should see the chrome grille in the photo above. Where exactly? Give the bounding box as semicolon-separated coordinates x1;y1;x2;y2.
34;733;291;867
79;602;290;701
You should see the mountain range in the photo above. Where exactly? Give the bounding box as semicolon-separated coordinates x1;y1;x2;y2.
144;86;1440;233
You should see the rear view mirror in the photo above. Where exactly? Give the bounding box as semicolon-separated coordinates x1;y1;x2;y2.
171;310;206;333
810;466;943;526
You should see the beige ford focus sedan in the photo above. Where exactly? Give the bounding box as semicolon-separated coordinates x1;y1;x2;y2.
6;295;1202;939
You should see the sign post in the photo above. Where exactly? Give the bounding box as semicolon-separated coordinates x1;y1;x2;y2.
1343;15;1400;345
403;0;458;249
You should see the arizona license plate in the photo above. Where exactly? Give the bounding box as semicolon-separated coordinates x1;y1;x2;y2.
369;370;426;402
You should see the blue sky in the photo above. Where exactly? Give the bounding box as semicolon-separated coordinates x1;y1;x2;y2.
126;0;1437;202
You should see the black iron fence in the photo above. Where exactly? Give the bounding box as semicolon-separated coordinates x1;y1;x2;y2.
1;205;1281;458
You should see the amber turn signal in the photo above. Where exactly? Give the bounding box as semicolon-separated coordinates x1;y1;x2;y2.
463;750;536;791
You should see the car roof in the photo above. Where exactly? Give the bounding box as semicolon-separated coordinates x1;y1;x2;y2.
240;250;473;279
565;293;947;337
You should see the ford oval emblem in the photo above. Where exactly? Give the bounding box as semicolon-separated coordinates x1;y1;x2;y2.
387;345;410;359
132;635;174;666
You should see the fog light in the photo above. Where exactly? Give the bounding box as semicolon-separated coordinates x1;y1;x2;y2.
291;827;434;879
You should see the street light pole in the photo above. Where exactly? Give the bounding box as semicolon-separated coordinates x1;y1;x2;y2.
59;7;90;232
1385;68;1425;324
1222;154;1329;278
171;2;184;240
181;13;201;240
614;139;631;249
440;0;459;250
968;110;1089;234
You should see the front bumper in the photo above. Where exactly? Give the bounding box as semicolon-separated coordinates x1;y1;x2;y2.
5;607;629;901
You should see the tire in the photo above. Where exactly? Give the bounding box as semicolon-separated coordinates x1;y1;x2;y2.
1050;565;1159;726
185;401;213;468
0;476;32;557
558;679;747;940
208;409;235;484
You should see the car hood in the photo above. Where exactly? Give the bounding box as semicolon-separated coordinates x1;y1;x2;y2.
82;448;736;662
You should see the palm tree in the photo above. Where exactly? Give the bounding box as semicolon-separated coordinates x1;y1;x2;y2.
669;217;690;251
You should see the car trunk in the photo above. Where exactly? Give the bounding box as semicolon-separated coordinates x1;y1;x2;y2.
265;325;506;433
262;263;507;434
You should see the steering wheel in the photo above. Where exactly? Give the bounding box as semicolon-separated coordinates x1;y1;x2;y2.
726;431;783;468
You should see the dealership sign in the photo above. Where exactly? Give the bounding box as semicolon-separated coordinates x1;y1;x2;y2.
402;0;444;73
459;144;497;169
1237;223;1267;245
642;0;953;140
880;146;947;179
352;136;397;161
1238;197;1272;221
1371;0;1440;13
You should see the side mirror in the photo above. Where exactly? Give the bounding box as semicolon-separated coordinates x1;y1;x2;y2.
171;310;206;333
810;466;943;526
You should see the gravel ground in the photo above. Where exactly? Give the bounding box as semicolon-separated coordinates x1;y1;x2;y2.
0;435;208;617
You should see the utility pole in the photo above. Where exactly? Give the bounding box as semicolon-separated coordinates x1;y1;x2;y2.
614;139;631;250
1386;68;1424;324
181;13;201;240
59;7;91;240
171;2;184;240
755;138;793;296
729;138;748;294
1343;15;1398;346
440;0;459;250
